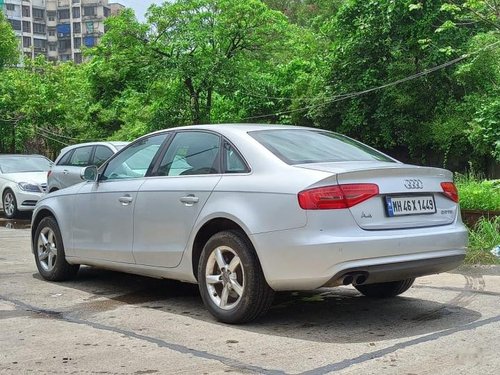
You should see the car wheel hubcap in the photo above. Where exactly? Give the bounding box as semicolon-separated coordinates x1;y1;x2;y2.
205;246;244;310
4;193;14;216
37;227;57;272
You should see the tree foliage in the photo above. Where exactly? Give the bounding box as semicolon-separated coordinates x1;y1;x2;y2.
0;10;18;69
0;0;498;173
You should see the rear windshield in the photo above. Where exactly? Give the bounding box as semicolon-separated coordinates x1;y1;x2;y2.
0;156;52;173
249;129;395;165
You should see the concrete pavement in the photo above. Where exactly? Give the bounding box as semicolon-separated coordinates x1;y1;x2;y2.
0;220;499;374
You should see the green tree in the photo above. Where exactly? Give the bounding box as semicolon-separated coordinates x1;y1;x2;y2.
0;10;18;68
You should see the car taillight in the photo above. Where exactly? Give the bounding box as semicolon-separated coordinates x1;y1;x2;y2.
298;184;379;210
441;182;459;203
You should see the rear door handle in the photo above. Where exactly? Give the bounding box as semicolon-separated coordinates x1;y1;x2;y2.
180;195;199;205
118;195;133;205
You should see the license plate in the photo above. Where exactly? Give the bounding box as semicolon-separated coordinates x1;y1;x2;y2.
385;196;436;217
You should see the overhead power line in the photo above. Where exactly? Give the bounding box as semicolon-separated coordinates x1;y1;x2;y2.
240;39;500;121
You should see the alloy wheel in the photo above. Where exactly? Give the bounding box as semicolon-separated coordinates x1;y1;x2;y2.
37;227;58;272
3;192;15;217
205;246;245;310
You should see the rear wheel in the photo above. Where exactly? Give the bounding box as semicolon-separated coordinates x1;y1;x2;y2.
354;278;415;298
2;189;18;219
198;230;274;324
34;216;79;281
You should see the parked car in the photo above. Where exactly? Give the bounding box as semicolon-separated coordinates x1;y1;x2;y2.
0;154;52;219
31;125;467;323
47;141;128;192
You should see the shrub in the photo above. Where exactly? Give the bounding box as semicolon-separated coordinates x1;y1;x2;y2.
466;217;500;265
455;173;500;211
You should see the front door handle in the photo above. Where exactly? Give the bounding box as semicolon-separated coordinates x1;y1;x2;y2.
118;195;133;205
180;195;199;205
63;170;69;175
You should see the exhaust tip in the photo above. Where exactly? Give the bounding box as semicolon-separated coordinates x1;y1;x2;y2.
342;275;354;285
355;275;367;285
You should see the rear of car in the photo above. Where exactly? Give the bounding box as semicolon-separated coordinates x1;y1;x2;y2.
48;142;128;192
247;129;467;290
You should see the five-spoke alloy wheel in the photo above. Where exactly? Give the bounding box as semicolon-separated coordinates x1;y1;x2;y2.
2;189;18;219
34;216;79;281
198;230;274;324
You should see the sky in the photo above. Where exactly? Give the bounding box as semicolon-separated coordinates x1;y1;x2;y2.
114;0;164;22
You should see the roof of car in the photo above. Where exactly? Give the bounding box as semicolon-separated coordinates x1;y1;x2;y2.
146;124;309;137
0;154;49;159
56;141;129;157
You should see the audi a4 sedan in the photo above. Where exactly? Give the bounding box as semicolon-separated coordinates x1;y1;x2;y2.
31;125;468;323
0;154;52;219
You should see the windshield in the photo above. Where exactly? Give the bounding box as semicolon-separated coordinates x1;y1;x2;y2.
0;156;52;173
250;129;395;165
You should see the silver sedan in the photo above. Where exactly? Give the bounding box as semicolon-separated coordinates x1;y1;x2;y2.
31;125;468;323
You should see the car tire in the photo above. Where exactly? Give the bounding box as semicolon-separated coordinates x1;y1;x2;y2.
198;230;274;324
354;278;415;298
34;216;79;281
2;189;18;219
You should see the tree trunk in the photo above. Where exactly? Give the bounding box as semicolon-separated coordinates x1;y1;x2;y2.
184;77;201;124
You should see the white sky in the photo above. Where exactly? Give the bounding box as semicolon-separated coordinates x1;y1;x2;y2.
112;0;165;21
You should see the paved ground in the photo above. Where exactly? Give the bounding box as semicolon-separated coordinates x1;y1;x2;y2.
0;216;499;374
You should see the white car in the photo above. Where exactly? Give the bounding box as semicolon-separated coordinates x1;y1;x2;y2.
0;154;52;218
31;125;467;323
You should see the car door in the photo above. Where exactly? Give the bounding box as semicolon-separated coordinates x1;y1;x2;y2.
133;131;223;268
71;134;168;263
61;146;94;189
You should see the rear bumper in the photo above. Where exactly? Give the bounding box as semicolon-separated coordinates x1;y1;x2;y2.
250;217;468;291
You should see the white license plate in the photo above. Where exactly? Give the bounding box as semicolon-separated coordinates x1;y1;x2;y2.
385;196;436;217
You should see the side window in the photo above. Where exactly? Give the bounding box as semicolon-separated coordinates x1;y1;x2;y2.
93;146;114;167
224;142;249;173
157;132;221;176
102;134;167;180
57;150;74;166
68;146;93;166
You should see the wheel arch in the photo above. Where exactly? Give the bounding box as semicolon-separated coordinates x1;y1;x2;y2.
191;217;257;281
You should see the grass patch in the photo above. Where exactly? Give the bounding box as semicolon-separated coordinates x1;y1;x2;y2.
466;217;500;265
455;173;500;211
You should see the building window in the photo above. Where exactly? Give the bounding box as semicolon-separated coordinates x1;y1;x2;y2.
48;28;56;36
72;0;80;4
74;37;81;49
22;6;30;17
83;36;96;47
74;53;82;64
49;43;57;51
6;4;15;11
60;54;72;62
83;6;96;17
8;19;22;31
22;21;31;33
33;23;46;34
33;8;45;19
85;21;94;33
104;7;111;17
58;39;71;51
56;23;71;37
73;22;81;33
58;9;70;20
48;11;56;21
72;7;81;18
33;38;47;49
23;37;32;48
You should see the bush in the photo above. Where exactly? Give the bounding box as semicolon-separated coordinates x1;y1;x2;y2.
455;173;500;211
466;217;500;265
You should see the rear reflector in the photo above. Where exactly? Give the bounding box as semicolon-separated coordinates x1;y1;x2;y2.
298;184;379;210
47;170;52;179
441;182;459;203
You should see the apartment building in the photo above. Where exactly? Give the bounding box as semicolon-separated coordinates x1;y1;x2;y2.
1;0;125;63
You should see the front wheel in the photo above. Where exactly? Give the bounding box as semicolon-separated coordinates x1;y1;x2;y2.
34;216;79;281
354;278;415;298
198;230;274;324
2;189;18;219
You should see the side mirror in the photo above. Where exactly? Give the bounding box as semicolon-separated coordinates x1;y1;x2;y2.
81;165;98;182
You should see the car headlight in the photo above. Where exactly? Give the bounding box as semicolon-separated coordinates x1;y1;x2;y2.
17;182;42;193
